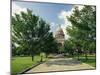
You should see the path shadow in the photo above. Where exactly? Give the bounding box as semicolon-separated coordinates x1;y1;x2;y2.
45;58;82;67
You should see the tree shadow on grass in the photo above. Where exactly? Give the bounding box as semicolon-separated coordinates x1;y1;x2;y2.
79;58;96;67
45;58;82;67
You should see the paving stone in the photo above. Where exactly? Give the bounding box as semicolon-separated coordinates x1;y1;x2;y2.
25;58;95;73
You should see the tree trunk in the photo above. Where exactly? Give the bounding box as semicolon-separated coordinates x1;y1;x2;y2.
71;51;74;57
40;56;43;62
78;52;79;60
31;54;34;61
73;51;74;58
77;49;79;60
46;54;48;58
85;50;88;61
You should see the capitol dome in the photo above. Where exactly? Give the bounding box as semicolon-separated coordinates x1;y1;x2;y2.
55;27;64;39
55;27;64;36
54;26;65;53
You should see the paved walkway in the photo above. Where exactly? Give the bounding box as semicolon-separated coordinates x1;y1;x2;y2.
25;57;94;73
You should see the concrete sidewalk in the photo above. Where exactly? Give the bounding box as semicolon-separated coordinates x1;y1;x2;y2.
25;58;95;73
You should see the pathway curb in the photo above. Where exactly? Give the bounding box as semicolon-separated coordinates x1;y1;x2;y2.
18;61;46;74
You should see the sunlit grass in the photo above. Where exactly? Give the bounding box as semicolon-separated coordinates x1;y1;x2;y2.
73;54;96;67
12;55;47;75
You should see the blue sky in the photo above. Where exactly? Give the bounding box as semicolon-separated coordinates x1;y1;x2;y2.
12;1;75;39
13;1;72;23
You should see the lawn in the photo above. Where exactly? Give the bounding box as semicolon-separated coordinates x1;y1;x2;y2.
12;55;47;75
73;54;96;67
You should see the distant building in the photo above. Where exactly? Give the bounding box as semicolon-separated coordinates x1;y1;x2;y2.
54;26;65;53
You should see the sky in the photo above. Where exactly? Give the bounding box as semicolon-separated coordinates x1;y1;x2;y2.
12;1;84;39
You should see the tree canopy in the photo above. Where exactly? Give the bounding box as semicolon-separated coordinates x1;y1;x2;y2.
12;9;58;61
65;6;96;60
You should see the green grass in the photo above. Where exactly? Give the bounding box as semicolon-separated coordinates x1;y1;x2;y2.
12;55;47;75
12;54;96;75
73;54;96;67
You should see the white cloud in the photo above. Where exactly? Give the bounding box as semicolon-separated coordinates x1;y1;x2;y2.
50;22;58;32
58;5;84;39
12;2;27;16
58;10;72;39
51;22;55;27
50;22;55;32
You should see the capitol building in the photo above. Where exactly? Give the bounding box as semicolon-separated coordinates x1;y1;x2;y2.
54;26;65;53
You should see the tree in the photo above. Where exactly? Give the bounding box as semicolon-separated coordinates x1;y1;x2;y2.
66;6;96;61
12;42;16;56
64;39;74;56
12;9;51;61
43;32;58;57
